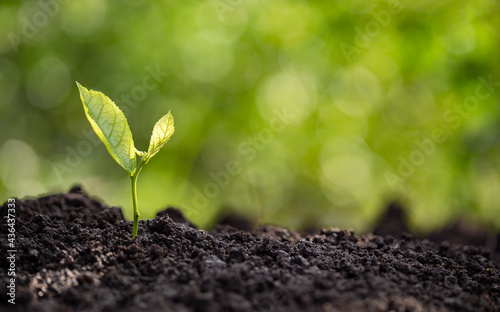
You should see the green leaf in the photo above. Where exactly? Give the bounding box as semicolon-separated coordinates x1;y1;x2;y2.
145;111;175;162
76;82;137;174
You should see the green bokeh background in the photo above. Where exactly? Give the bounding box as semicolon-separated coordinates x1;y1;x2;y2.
1;0;499;233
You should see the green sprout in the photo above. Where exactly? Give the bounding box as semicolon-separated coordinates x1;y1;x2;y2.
76;82;174;237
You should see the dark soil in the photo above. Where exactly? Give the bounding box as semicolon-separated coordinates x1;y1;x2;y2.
374;202;500;260
1;188;499;312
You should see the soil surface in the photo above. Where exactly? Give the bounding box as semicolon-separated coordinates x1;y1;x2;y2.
1;187;499;312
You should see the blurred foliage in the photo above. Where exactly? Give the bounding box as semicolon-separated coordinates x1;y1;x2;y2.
1;0;500;233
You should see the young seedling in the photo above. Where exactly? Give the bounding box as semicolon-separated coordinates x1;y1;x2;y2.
76;82;174;238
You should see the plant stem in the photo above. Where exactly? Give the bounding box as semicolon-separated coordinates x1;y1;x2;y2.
131;174;140;238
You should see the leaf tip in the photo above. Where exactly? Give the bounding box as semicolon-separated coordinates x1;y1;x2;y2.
76;81;88;95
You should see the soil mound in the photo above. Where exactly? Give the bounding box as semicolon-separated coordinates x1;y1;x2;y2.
1;189;499;311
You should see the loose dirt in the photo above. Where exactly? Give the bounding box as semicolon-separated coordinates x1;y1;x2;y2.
1;187;499;311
